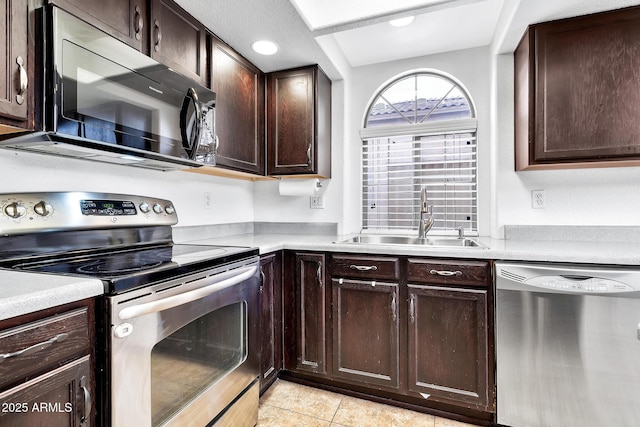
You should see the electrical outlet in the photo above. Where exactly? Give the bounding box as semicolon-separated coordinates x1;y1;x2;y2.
310;196;324;209
532;190;545;209
204;192;212;209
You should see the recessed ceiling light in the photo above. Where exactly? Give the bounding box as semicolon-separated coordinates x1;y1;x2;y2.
389;16;415;27
251;40;279;55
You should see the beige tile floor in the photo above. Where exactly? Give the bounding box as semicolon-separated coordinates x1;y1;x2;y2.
258;380;480;427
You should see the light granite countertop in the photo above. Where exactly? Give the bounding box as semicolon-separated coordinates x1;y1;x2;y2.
0;270;104;322
3;230;639;322
182;233;640;265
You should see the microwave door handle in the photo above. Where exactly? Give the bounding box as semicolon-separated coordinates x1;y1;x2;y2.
180;87;202;159
117;265;258;320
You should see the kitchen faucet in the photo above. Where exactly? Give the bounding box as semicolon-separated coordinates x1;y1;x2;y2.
418;187;434;238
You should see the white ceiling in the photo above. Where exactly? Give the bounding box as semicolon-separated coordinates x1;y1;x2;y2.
175;0;640;80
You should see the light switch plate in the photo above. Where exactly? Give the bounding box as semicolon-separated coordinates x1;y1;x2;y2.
310;196;324;209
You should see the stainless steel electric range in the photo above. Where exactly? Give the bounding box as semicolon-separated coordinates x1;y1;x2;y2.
0;192;260;427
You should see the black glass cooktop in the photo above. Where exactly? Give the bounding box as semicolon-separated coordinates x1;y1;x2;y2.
9;244;258;294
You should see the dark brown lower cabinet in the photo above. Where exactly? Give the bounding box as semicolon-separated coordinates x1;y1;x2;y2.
283;252;327;376
407;284;489;409
331;278;399;389
0;356;91;427
259;252;282;394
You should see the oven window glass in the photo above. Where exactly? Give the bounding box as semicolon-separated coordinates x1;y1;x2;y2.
150;302;247;426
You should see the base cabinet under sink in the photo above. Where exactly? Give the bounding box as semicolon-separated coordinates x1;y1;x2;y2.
281;251;495;424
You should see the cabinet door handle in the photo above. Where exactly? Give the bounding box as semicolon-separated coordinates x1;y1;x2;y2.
260;267;265;294
349;264;378;272
154;19;162;52
316;262;323;288
429;269;463;277
391;293;397;322
16;56;27;105
80;375;91;424
134;6;143;41
0;333;68;363
409;294;415;323
306;143;312;165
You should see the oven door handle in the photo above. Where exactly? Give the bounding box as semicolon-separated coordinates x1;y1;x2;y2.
117;265;258;320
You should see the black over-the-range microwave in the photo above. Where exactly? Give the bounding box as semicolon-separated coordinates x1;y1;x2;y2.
1;5;217;170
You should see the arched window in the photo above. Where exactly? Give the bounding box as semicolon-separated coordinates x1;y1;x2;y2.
360;70;478;234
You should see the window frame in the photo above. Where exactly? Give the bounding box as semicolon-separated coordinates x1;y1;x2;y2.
359;69;478;236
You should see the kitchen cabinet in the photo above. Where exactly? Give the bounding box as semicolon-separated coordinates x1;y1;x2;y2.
210;36;265;175
282;252;494;423
0;300;95;426
283;252;328;377
259;252;282;394
406;258;493;411
329;255;400;390
267;65;331;178
0;0;30;133
50;0;147;51
149;0;207;86
515;6;640;170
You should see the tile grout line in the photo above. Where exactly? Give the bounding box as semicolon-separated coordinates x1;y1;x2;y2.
328;395;344;426
261;402;336;425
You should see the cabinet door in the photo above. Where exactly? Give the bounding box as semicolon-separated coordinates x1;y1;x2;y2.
331;278;399;389
211;37;265;175
50;0;146;51
0;0;29;131
515;7;640;169
284;253;327;375
407;284;489;410
150;0;207;85
259;252;282;393
267;66;331;177
0;356;93;427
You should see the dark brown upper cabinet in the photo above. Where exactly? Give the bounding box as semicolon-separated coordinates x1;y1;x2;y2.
210;36;265;175
515;6;640;170
0;0;30;133
50;0;148;52
267;65;331;178
150;0;207;86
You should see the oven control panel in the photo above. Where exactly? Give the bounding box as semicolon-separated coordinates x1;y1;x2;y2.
0;192;178;234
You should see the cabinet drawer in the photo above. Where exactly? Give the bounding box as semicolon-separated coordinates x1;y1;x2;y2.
407;259;490;287
331;255;400;280
0;308;90;391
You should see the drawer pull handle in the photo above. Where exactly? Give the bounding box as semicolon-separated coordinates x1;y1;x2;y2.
260;267;266;294
154;19;162;52
350;265;378;271
0;333;69;363
429;269;462;277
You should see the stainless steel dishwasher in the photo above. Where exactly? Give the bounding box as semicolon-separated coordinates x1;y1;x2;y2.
495;262;640;427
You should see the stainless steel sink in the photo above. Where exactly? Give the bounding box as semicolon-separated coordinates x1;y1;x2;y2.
338;235;487;248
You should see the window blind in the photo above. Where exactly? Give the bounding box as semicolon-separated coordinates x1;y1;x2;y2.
362;132;477;233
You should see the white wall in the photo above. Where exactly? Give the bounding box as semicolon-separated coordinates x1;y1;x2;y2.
0;150;254;227
344;46;493;235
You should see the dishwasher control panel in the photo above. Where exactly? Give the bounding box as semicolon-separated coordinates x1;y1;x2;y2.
526;275;635;293
496;262;640;295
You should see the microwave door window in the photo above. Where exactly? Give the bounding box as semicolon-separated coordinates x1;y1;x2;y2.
60;40;186;158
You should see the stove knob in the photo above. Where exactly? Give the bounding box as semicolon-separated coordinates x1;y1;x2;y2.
4;202;26;219
139;202;150;213
152;204;163;214
34;201;53;217
165;204;175;215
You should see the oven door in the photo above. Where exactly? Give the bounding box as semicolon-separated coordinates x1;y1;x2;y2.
107;259;260;427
